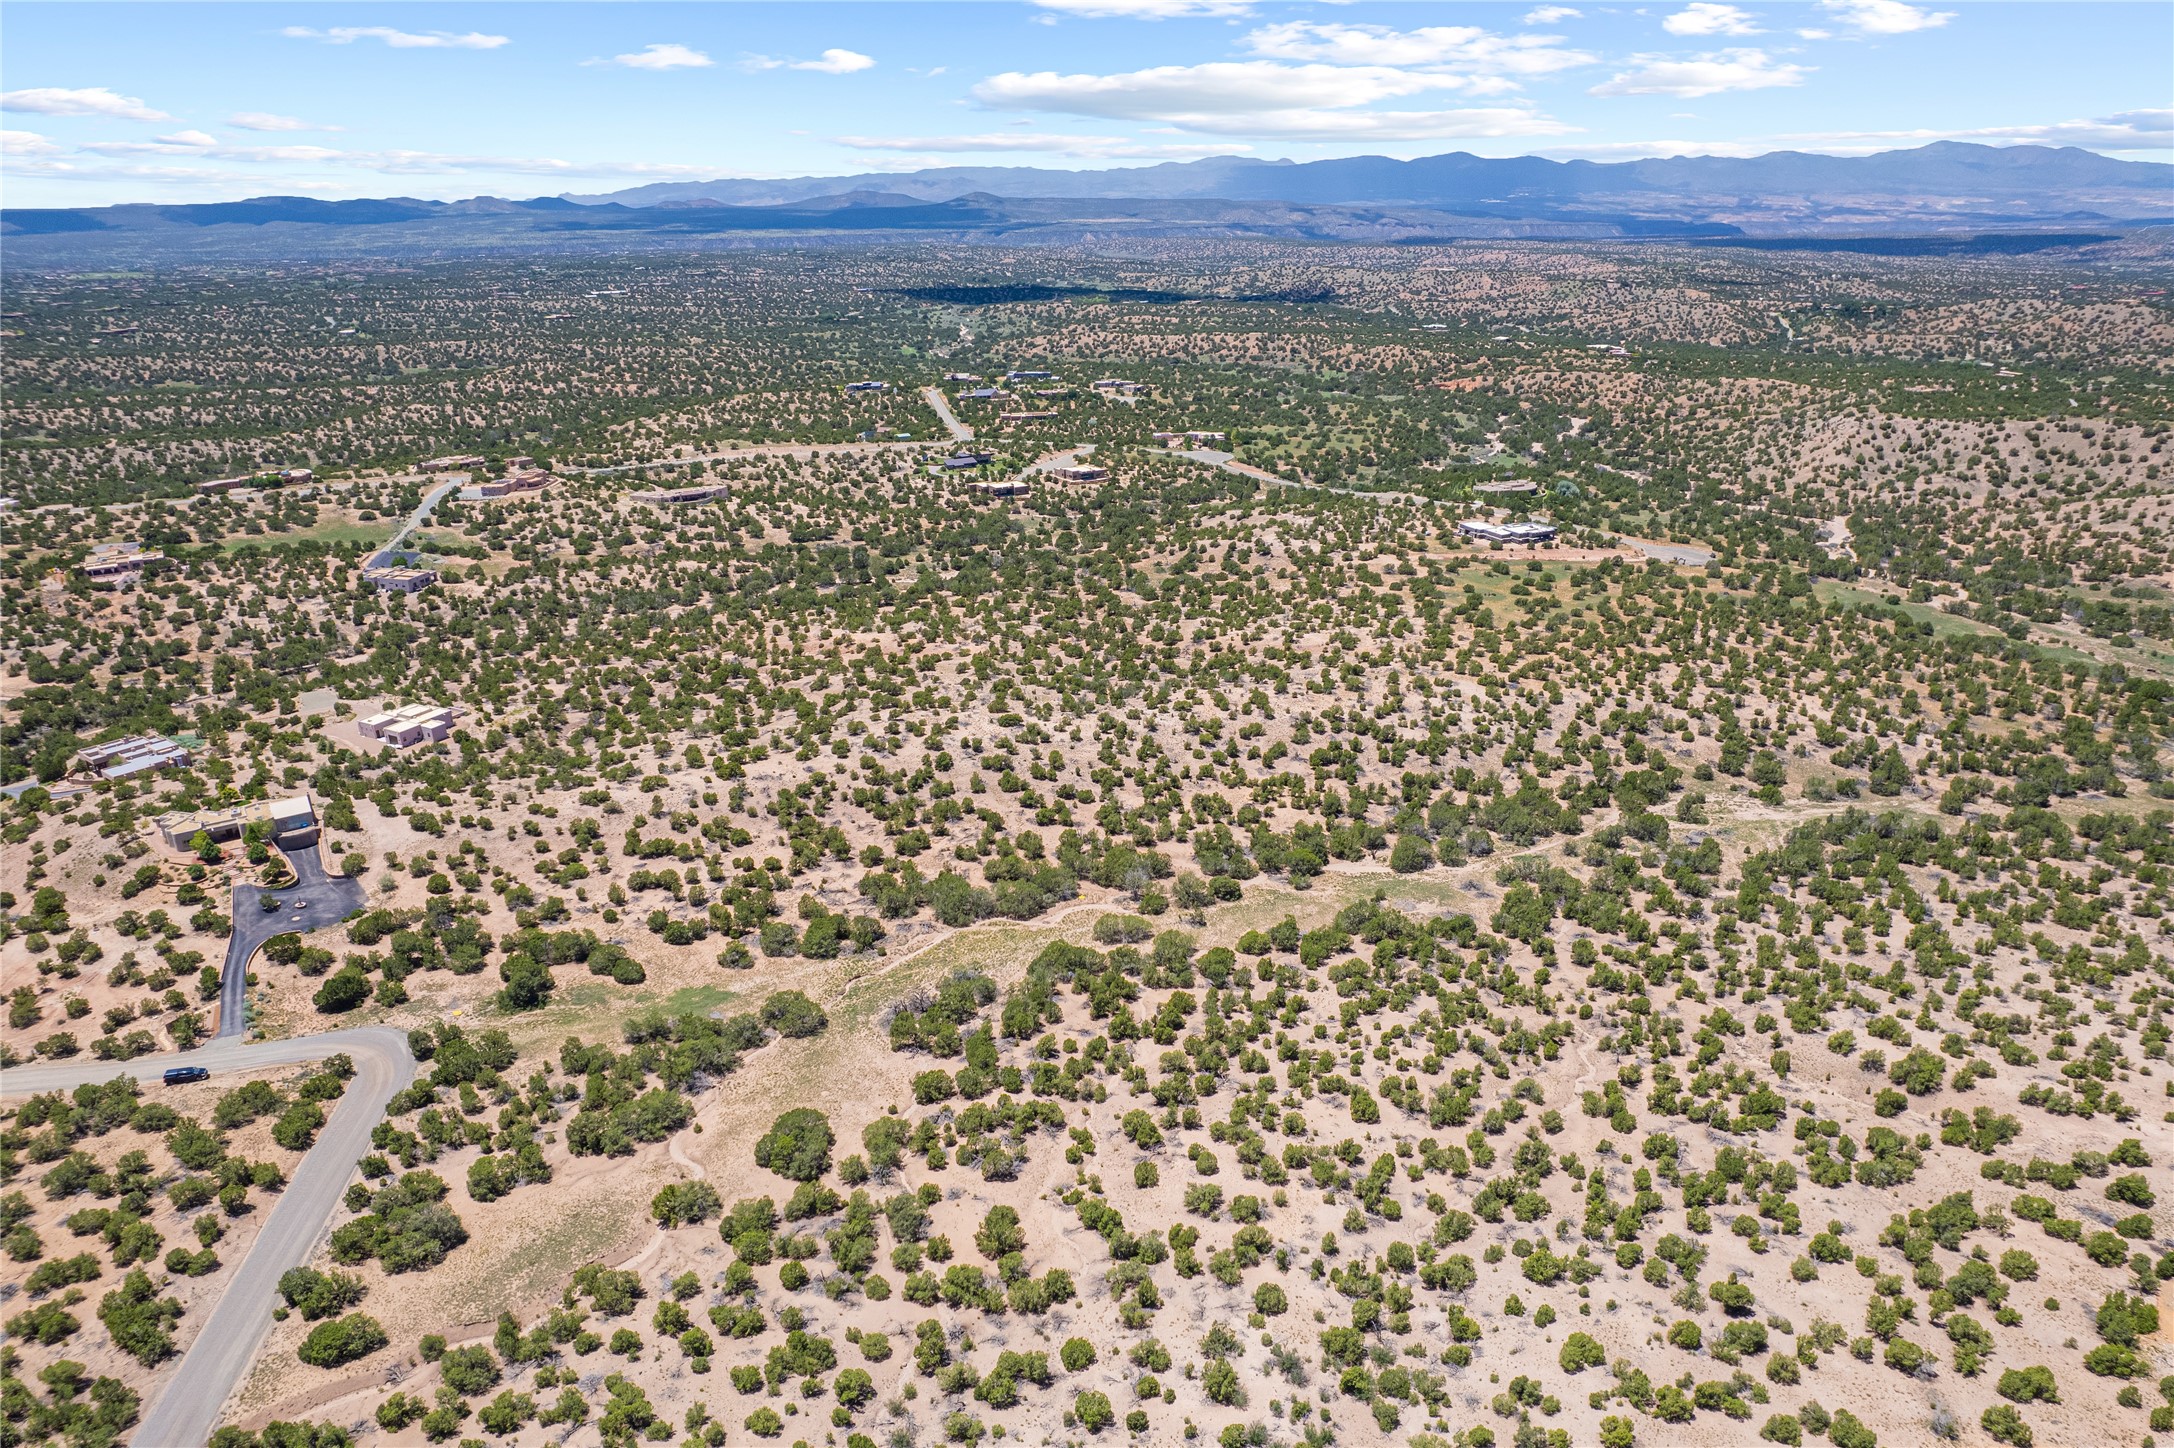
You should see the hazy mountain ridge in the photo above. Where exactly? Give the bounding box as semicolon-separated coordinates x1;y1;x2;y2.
3;144;2166;263
567;141;2169;212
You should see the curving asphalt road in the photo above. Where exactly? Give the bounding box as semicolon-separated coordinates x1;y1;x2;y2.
921;386;974;443
219;846;365;1040
368;479;462;569
5;1028;415;1446
1179;447;1433;507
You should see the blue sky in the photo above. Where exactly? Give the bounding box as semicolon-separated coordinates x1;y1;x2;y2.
3;1;2167;206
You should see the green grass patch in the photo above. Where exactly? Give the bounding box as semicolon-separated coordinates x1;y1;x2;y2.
1814;582;2005;641
221;518;394;553
660;983;740;1018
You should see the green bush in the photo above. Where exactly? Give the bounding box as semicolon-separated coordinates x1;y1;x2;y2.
1559;1332;1606;1373
277;1267;366;1320
296;1313;388;1368
761;989;828;1038
753;1109;834;1182
1076;1391;1115;1431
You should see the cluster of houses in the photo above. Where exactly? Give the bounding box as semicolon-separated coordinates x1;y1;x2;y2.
358;702;459;749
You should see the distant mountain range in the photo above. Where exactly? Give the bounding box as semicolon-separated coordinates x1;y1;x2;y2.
3;143;2167;262
572;141;2170;215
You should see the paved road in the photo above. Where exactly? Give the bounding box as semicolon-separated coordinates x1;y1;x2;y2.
368;480;462;569
921;386;974;444
575;439;930;478
1604;532;1717;565
4;1027;416;1446
1179;448;1727;561
1179;448;1433;507
219;847;365;1040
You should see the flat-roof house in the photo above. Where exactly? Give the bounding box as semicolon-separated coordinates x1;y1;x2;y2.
845;380;889;393
632;483;732;504
78;735;192;780
959;388;1007;401
971;479;1031;499
941;454;988;471
363;564;438;593
358;702;459;749
1004;369;1053;381
1050;465;1110;483
1185;430;1227;444
81;543;163;588
157;794;317;851
1457;519;1558;546
197;476;253;494
461;468;556;501
420;454;487;473
943;372;983;382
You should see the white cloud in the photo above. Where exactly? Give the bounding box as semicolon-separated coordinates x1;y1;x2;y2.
980;62;1451;119
1795;28;1833;39
1538;137;1774;158
1241;22;1594;77
1;128;63;157
606;43;714;71
1590;48;1807;98
974;61;1572;140
6;149;738;200
1663;4;1762;37
81;134;342;160
0;87;170;121
743;49;876;75
1523;7;1582;24
1780;109;2174;153
1818;0;1953;34
1029;0;1256;17
1535;110;2174;162
833;132;1249;158
796;49;876;74
281;26;509;50
228;111;340;133
55;129;730;176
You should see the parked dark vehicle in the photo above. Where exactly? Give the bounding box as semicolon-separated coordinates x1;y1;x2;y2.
163;1066;210;1086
